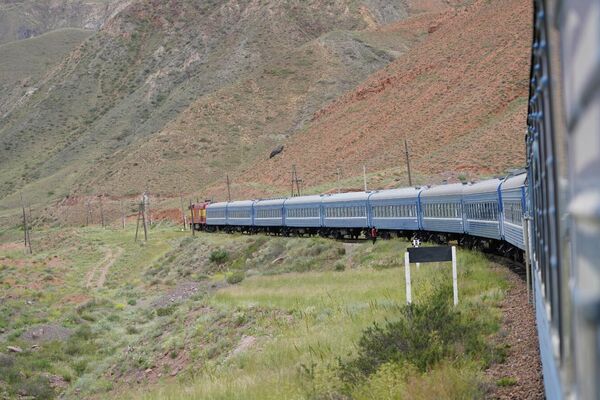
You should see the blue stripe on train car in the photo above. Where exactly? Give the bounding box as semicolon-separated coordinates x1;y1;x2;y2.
226;200;254;226
368;187;423;231
206;202;228;226
463;178;503;240
322;192;370;229
419;183;465;234
500;173;527;249
254;198;285;227
283;195;324;228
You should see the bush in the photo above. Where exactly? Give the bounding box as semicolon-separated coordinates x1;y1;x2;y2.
226;271;245;285
334;262;346;271
18;375;55;399
497;376;517;387
209;249;229;264
156;305;176;317
339;284;492;386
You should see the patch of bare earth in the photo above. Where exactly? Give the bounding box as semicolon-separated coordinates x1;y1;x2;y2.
85;246;123;289
21;324;72;343
485;270;544;399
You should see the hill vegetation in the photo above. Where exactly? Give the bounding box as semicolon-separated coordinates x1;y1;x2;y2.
0;224;529;399
0;0;123;45
0;0;449;210
0;28;93;117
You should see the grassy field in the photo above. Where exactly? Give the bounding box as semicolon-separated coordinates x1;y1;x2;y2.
0;224;511;399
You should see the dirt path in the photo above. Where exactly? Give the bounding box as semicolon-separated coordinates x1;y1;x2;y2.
485;268;544;399
85;246;124;289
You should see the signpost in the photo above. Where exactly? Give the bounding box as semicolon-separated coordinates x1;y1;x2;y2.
404;246;458;306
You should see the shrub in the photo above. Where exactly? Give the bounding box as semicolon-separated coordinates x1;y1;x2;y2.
334;262;346;271
226;271;245;285
156;305;176;317
18;375;55;399
209;249;229;264
127;299;137;306
497;376;517;387
339;284;492;386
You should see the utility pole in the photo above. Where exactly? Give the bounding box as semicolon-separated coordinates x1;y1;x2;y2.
142;201;148;241
85;200;92;226
404;139;413;187
178;177;187;230
226;174;231;202
190;200;195;237
144;191;152;226
99;196;105;228
120;199;125;229
291;165;303;197
20;193;32;254
134;200;148;242
363;165;368;192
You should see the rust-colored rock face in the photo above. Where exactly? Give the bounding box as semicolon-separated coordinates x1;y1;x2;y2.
230;0;531;197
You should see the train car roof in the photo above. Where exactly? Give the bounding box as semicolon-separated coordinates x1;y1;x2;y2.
463;178;503;194
501;172;527;190
284;194;324;205
419;182;465;198
254;198;286;206
207;201;228;208
226;200;255;207
321;191;371;203
369;187;422;200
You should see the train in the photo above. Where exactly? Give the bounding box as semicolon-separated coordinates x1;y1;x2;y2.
194;173;527;259
189;0;600;398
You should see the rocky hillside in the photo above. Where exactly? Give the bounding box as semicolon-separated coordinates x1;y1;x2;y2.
0;0;447;208
0;0;126;45
214;0;532;199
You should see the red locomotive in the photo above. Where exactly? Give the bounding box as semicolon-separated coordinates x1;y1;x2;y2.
189;201;210;231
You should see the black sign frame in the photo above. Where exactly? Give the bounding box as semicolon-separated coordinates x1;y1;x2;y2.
407;246;452;263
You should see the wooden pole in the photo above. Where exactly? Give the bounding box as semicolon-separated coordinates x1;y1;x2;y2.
99;196;105;228
85;200;91;226
452;246;458;306
404;139;413;187
142;200;148;242
121;200;125;229
404;252;411;304
226;174;231;202
135;202;141;242
178;177;187;230
20;193;30;254
190;200;195;237
145;193;152;226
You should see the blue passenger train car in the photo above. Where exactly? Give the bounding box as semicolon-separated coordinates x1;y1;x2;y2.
368;187;422;232
226;200;254;228
206;201;228;228
499;173;527;250
418;183;465;234
463;178;503;240
322;192;370;236
283;195;323;229
254;198;285;228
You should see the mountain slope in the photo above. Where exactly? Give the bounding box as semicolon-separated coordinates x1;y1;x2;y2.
0;0;126;45
0;0;445;208
220;0;531;199
0;28;93;117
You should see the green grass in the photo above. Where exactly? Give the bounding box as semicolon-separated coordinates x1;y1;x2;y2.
0;226;511;399
0;28;92;86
